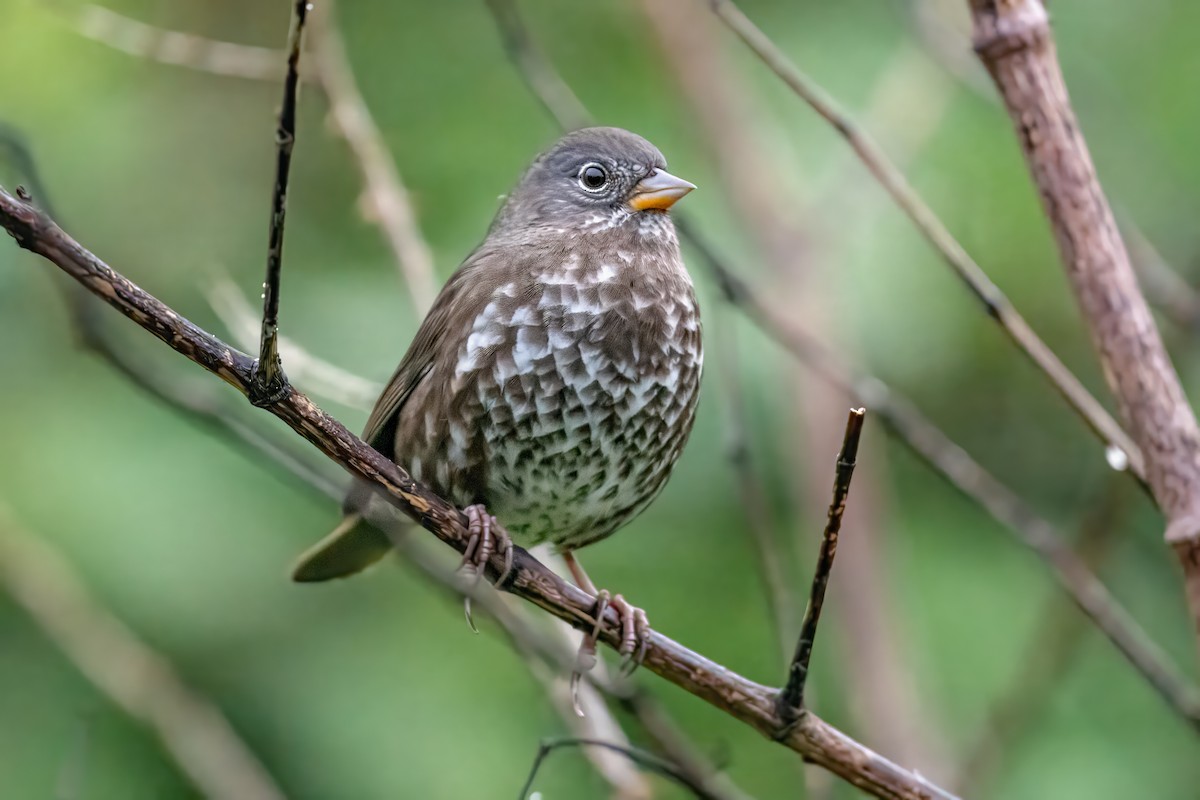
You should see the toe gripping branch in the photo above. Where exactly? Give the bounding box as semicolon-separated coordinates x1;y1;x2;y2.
459;504;515;633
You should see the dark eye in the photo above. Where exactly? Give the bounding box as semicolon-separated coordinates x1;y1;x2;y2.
579;164;608;191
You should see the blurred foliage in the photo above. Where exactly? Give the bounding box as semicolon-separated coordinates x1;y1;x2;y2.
1;0;1199;798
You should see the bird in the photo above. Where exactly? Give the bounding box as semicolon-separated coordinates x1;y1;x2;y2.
292;126;702;677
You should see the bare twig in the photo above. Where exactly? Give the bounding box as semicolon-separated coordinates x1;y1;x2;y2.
0;187;958;800
707;0;1146;488
53;2;285;81
480;0;1200;734
518;737;712;800
483;0;591;131
308;1;438;310
966;0;1200;650
779;410;866;720
251;0;310;405
0;505;286;800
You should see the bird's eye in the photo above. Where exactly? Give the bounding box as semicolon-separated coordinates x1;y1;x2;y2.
579;164;608;191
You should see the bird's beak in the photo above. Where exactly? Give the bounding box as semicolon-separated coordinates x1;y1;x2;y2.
629;168;696;211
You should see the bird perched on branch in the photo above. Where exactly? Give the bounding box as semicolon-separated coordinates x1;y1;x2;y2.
292;127;702;680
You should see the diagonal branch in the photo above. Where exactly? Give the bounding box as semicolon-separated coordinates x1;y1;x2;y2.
0;186;958;800
57;2;285;81
483;0;591;131
707;0;1146;489
965;0;1200;651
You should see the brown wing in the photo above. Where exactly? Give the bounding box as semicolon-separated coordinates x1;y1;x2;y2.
359;246;502;457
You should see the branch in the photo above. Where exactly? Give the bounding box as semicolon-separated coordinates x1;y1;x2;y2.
57;2;285;81
965;0;1200;650
0;189;958;800
707;0;1146;489
483;0;591;131
779;410;866;719
518;737;712;800
0;505;286;800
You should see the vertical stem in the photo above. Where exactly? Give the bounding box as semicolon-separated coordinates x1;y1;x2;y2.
251;0;311;405
778;409;866;720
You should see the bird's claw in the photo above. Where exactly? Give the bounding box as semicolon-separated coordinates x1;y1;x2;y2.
458;504;513;634
570;590;651;715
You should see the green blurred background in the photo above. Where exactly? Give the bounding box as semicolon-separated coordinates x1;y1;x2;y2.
2;0;1199;797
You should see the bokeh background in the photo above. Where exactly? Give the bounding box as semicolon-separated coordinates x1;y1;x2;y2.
2;0;1199;797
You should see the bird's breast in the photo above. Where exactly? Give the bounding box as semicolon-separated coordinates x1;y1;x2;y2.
450;248;702;545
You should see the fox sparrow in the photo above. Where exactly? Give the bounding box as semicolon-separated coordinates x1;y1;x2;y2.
292;127;702;680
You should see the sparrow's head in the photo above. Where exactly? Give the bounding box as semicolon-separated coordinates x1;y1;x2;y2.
492;127;695;234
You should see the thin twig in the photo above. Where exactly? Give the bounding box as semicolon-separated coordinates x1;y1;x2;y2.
479;0;1200;735
708;0;1146;489
0;505;287;800
0;186;958;800
518;737;712;800
779;410;866;720
483;0;591;131
50;2;285;81
308;1;439;310
251;0;310;405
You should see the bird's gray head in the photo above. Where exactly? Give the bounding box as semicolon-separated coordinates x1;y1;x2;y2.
490;127;695;236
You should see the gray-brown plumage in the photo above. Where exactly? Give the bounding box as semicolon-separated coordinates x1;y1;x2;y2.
293;127;702;587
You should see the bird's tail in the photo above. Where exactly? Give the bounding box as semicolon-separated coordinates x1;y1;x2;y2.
291;513;392;582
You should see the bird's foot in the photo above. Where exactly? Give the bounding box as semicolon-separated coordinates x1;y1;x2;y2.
459;504;514;633
570;590;651;716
